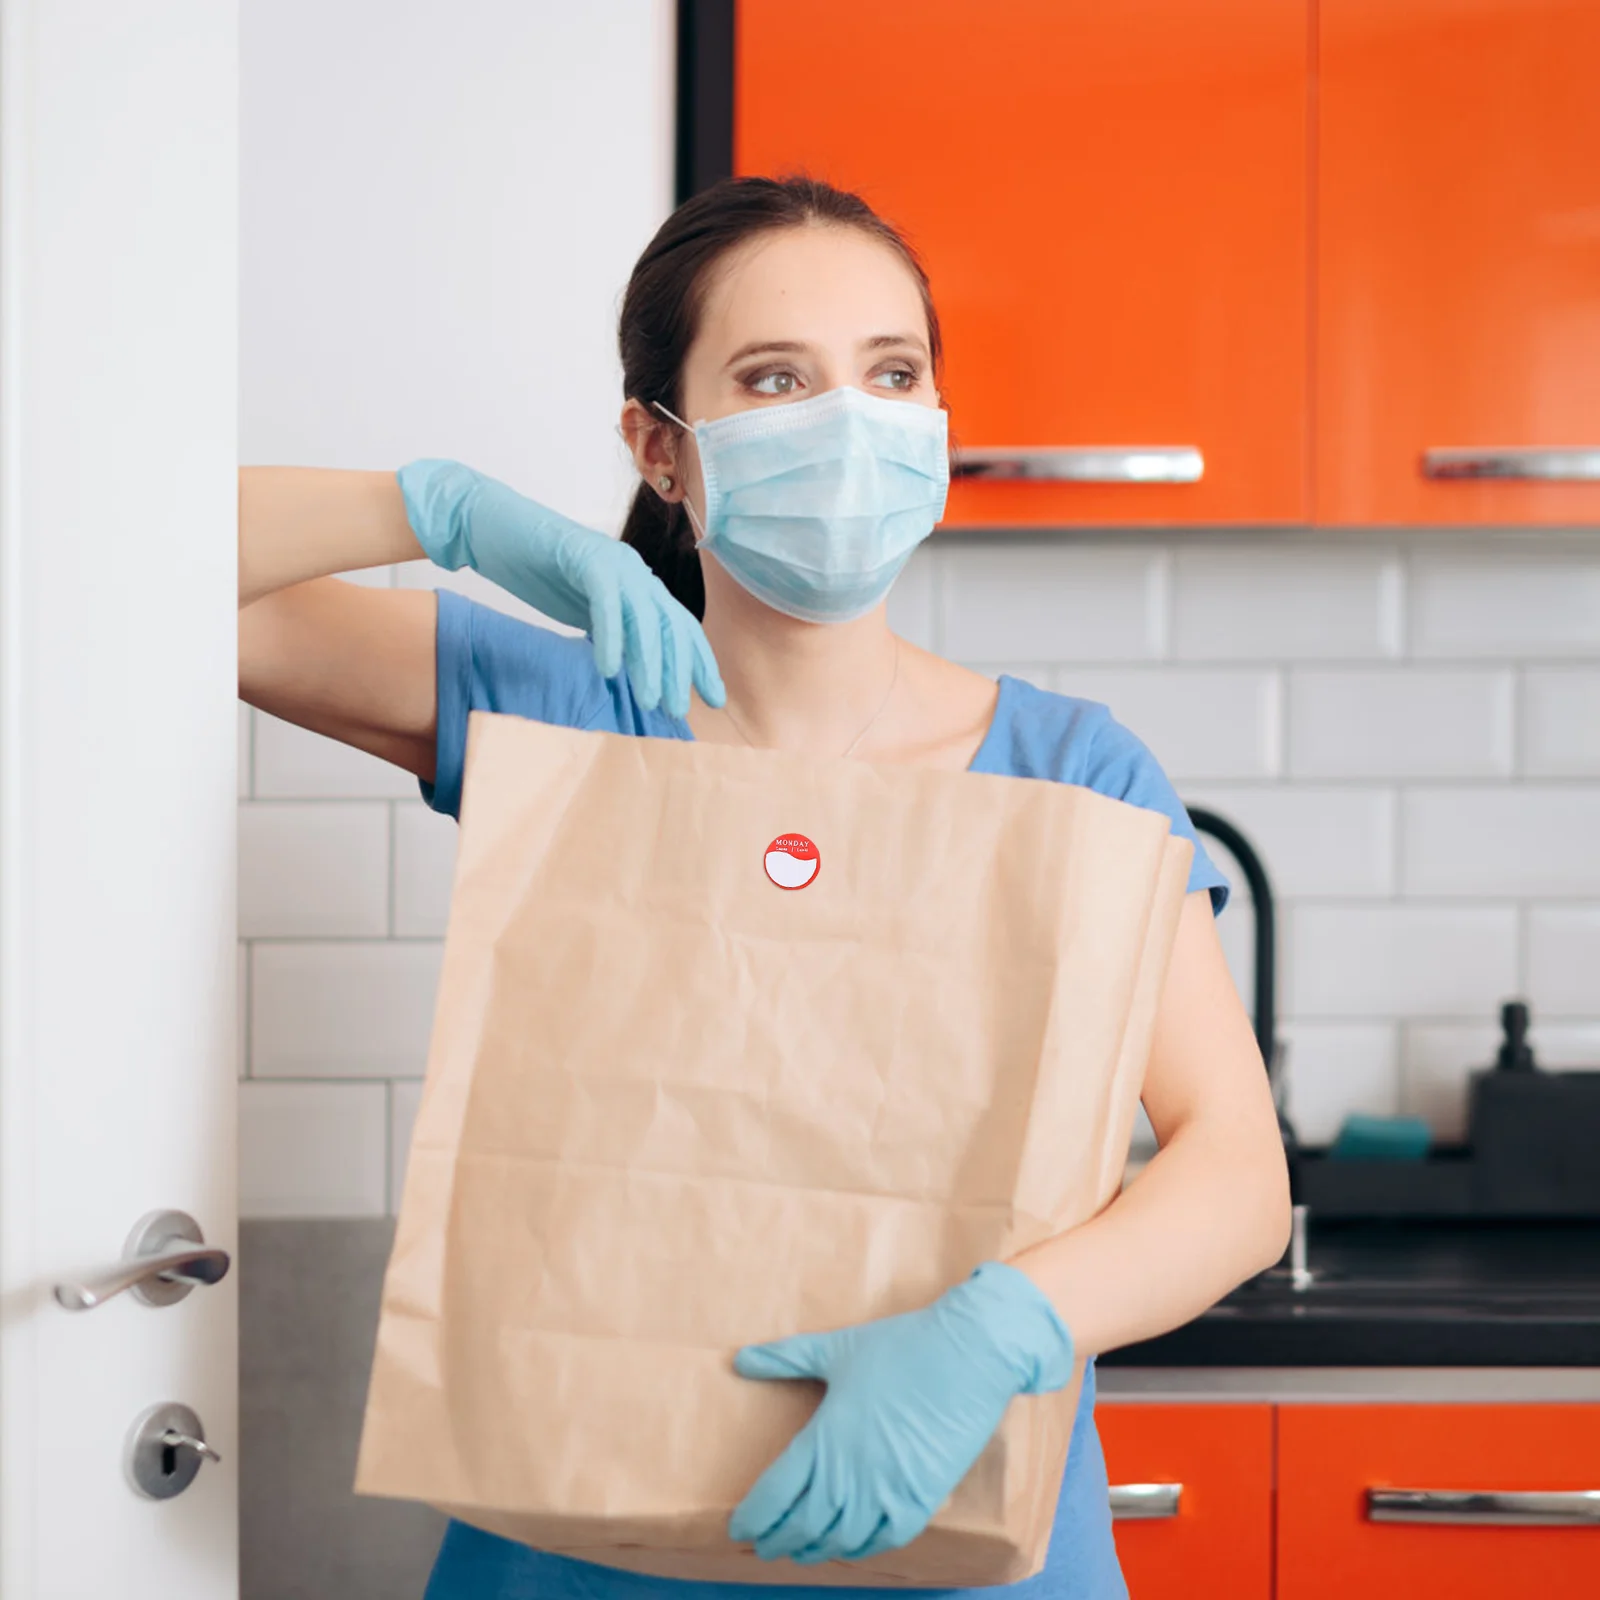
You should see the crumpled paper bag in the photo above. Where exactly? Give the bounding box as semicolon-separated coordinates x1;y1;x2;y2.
357;712;1191;1586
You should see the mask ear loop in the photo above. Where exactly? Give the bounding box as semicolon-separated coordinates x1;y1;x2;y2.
648;400;709;545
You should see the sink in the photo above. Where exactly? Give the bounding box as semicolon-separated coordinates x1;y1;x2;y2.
1226;1269;1600;1322
1100;1218;1600;1367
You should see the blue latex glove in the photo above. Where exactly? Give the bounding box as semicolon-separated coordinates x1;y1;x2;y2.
397;460;724;718
729;1262;1075;1565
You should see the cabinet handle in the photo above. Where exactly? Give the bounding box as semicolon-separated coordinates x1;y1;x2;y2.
1367;1489;1600;1527
952;446;1203;484
1109;1483;1182;1520
1422;447;1600;482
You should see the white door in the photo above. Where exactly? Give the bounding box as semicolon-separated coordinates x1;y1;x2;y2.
0;2;239;1596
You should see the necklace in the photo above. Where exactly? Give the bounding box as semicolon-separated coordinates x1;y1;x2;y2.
720;638;901;759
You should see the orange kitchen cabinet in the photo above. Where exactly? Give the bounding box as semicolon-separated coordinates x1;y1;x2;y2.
1317;1;1600;524
734;1;1309;527
1278;1404;1600;1598
1097;1404;1274;1598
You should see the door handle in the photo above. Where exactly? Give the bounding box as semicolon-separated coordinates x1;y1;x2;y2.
1422;447;1600;482
54;1208;230;1311
1109;1483;1182;1520
952;446;1204;484
1367;1488;1600;1527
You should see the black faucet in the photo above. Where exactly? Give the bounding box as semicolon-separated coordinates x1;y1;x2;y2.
1185;807;1298;1161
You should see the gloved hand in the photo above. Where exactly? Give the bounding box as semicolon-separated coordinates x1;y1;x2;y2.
397;459;724;718
729;1262;1074;1565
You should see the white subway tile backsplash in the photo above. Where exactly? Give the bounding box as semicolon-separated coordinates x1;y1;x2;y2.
1289;905;1517;1017
389;1079;425;1214
1280;1022;1400;1146
1051;668;1281;780
254;712;417;799
1412;545;1600;659
940;546;1164;663
1399;1023;1496;1142
239;803;390;937
393;803;460;938
1288;669;1514;779
234;530;1600;1215
1182;786;1396;898
1522;668;1600;776
1533;1023;1600;1067
1171;546;1402;661
239;1081;388;1218
1400;1020;1600;1141
1402;788;1600;898
252;941;443;1078
1526;906;1600;1017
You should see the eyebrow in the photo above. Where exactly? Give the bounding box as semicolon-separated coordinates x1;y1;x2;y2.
723;333;930;368
723;340;809;367
862;333;930;357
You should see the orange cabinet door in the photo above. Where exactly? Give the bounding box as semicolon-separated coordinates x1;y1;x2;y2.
1318;1;1600;524
1096;1403;1273;1599
734;1;1308;527
1278;1404;1600;1598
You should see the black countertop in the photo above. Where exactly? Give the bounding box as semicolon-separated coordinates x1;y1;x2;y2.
1099;1220;1600;1368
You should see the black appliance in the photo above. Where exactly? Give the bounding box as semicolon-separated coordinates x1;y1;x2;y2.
1185;807;1600;1222
1298;1000;1600;1221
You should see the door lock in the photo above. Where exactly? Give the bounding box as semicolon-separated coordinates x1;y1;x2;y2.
125;1402;221;1500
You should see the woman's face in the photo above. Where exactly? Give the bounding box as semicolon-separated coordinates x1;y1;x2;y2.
681;223;939;423
658;223;941;510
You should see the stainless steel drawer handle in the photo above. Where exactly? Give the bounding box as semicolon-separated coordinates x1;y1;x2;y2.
1368;1489;1600;1527
953;446;1204;484
54;1208;230;1311
1110;1483;1182;1520
1423;447;1600;482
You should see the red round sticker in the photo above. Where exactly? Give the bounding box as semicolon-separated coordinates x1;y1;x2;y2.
765;833;820;891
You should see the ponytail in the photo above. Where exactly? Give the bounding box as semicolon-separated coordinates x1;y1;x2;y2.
621;483;705;621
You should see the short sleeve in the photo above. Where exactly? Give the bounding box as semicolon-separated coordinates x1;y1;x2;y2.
422;590;612;819
1084;714;1231;913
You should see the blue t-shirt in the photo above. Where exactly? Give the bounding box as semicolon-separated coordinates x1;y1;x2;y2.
420;591;1228;1600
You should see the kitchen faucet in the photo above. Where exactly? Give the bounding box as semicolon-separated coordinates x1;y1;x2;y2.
1186;807;1308;1284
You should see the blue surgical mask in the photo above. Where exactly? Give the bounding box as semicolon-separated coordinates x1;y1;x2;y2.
653;386;949;624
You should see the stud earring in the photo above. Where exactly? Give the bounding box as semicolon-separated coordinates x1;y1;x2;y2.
656;475;674;493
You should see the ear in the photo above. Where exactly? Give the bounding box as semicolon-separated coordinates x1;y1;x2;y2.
620;399;685;502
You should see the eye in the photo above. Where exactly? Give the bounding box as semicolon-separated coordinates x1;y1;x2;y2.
745;368;802;397
870;364;920;394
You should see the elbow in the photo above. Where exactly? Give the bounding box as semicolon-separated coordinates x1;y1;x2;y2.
1250;1138;1294;1274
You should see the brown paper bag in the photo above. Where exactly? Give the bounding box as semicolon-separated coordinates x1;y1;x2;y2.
357;712;1191;1586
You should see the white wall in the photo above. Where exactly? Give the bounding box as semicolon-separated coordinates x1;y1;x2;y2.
238;4;1600;1216
241;0;672;527
237;0;674;1214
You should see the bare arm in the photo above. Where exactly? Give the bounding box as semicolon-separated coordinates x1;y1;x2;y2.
238;467;439;780
1010;892;1292;1357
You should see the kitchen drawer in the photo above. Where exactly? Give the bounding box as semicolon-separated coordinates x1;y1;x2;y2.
1097;1403;1273;1599
1278;1404;1600;1598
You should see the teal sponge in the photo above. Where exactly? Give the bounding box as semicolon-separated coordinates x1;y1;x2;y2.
1327;1113;1433;1162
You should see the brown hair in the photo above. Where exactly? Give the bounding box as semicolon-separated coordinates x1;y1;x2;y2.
618;175;943;619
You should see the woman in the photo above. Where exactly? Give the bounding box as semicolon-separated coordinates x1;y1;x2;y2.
240;176;1290;1598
